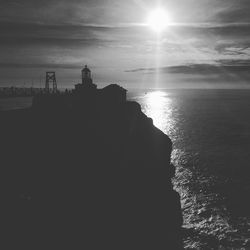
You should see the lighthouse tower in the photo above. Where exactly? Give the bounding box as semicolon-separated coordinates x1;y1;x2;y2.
82;65;93;85
74;65;97;92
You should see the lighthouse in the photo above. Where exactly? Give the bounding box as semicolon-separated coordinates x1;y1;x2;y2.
74;64;127;102
75;65;97;91
82;65;93;85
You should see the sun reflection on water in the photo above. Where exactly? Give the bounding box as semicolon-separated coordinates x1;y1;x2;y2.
142;91;175;136
135;90;248;248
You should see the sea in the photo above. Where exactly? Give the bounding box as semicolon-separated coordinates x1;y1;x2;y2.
1;89;250;249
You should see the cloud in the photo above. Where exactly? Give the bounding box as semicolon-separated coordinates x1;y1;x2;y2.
216;0;250;23
215;43;250;56
0;21;121;53
0;21;144;47
0;0;146;26
0;36;108;48
0;62;82;69
1;0;250;87
169;22;250;40
125;60;250;75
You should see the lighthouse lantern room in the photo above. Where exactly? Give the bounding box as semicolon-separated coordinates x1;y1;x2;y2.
82;65;93;85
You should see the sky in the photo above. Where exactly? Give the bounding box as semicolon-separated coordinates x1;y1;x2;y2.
1;0;250;89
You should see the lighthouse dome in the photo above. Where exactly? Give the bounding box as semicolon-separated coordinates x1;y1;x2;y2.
82;65;91;72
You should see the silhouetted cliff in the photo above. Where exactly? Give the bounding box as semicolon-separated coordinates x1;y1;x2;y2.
1;89;183;249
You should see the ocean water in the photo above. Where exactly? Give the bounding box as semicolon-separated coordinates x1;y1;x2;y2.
1;90;250;249
129;89;250;249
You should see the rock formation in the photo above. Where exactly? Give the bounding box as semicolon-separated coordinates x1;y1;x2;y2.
1;87;183;249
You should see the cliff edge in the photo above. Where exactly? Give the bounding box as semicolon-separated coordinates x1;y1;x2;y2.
1;90;183;249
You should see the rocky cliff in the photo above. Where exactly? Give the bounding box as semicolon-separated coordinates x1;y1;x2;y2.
1;93;183;249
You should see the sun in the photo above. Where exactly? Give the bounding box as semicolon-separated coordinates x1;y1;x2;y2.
147;8;171;33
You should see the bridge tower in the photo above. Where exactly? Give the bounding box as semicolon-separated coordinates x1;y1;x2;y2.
45;72;57;93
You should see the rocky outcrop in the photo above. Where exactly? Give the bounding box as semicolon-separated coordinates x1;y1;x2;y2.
1;93;183;249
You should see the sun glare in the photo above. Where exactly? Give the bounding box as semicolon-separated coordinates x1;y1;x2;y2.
147;8;171;33
144;91;174;132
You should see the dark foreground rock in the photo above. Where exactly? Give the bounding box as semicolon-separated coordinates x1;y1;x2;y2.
1;96;183;249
